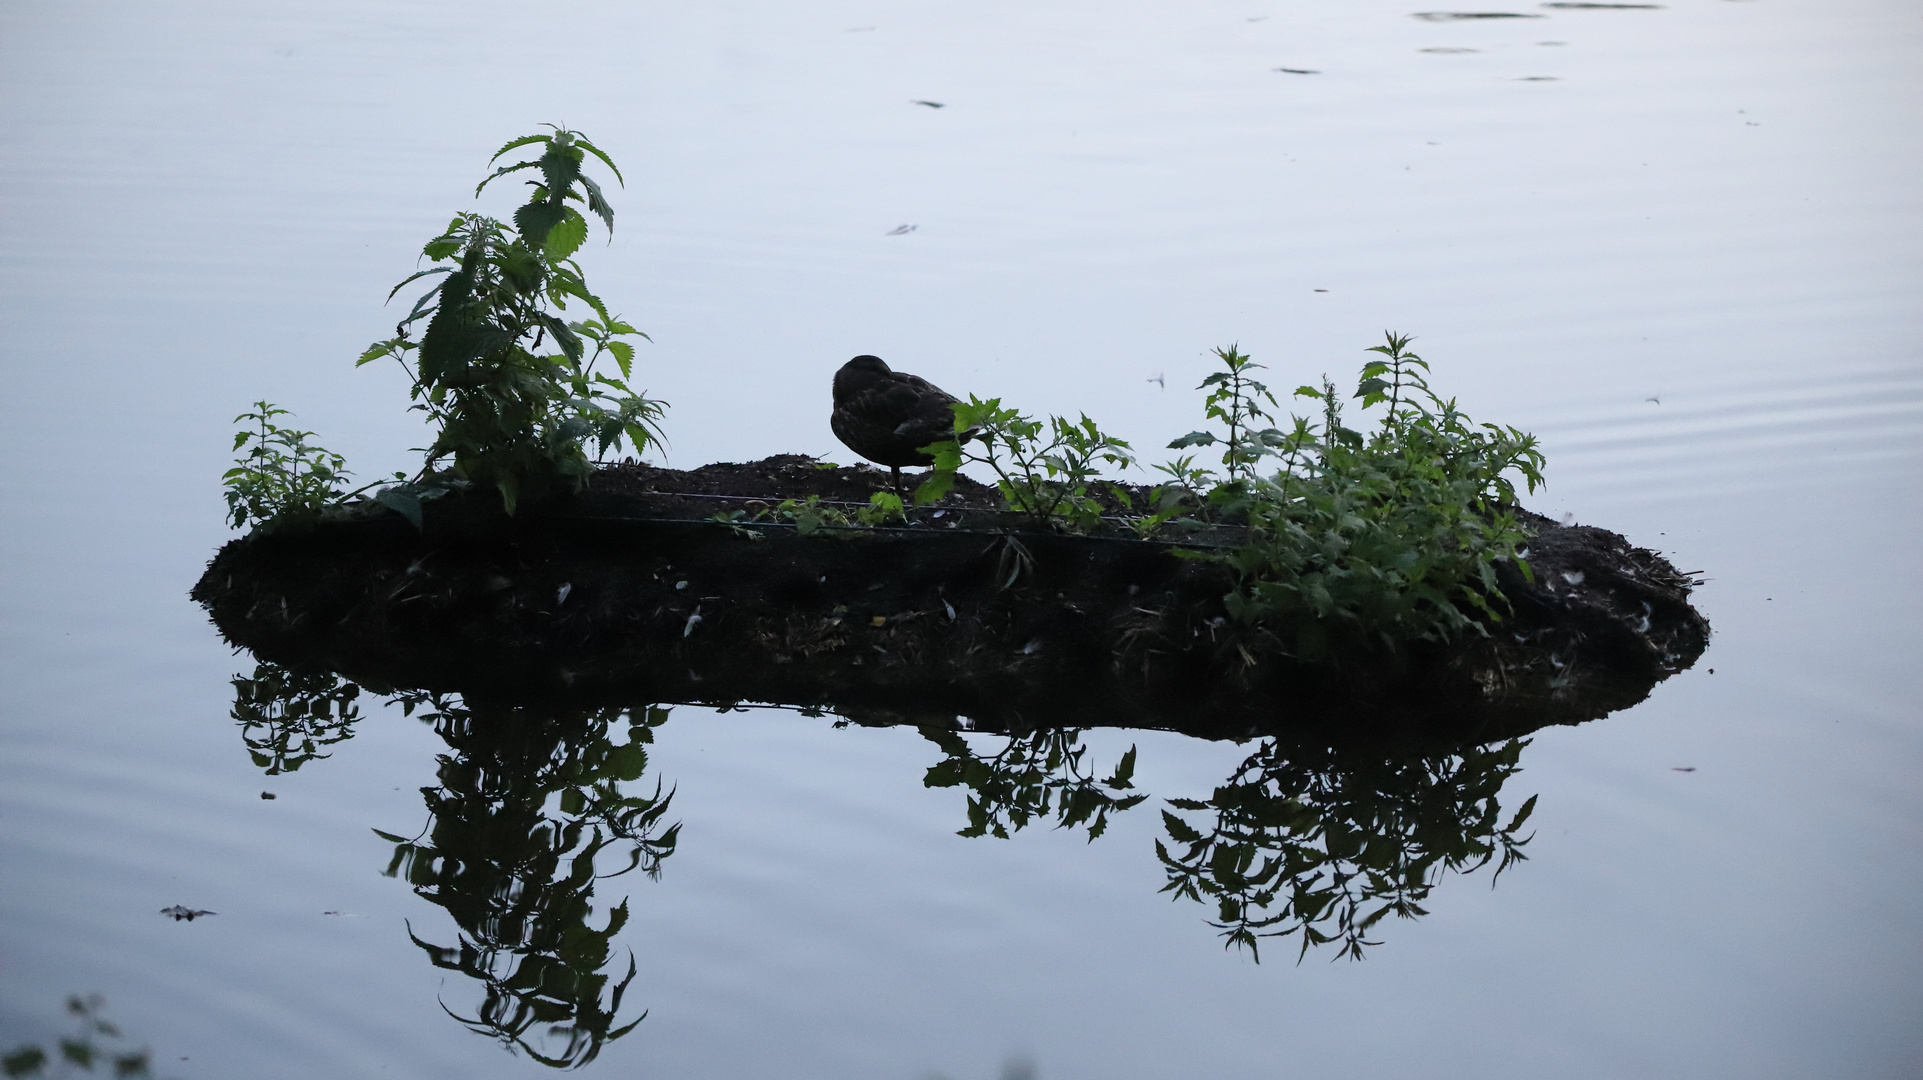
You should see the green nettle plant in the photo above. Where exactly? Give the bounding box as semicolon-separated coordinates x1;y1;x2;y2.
915;398;1135;531
358;126;665;514
1176;334;1546;658
223;402;353;529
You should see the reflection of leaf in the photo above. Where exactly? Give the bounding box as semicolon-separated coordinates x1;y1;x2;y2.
921;727;1145;842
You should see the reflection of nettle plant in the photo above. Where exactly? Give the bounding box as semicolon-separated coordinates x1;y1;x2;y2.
1158;737;1539;962
358;127;666;514
1;994;159;1078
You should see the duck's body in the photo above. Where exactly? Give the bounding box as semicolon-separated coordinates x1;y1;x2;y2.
831;355;968;489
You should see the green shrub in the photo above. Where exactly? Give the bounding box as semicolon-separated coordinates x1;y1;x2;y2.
1174;334;1545;657
915;397;1134;531
222;402;351;530
357;127;665;513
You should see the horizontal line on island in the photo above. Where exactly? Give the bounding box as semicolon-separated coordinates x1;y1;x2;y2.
554;515;1243;550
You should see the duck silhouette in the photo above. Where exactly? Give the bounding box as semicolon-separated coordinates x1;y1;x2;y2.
831;355;971;493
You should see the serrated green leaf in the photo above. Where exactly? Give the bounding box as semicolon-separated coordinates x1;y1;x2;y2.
607;339;635;377
473;157;540;197
513;200;567;250
543;207;589;262
539;148;583;206
580;173;614;234
574;136;625;186
487;133;548;164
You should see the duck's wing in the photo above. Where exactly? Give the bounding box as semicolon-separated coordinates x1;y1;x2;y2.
885;377;963;440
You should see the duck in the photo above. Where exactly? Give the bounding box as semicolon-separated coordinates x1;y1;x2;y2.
831;355;971;493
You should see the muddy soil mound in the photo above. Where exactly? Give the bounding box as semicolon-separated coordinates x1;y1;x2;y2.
192;456;1709;747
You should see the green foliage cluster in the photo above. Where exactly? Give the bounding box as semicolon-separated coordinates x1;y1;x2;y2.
920;727;1147;840
1171;335;1545;656
222;402;352;530
709;491;909;537
358;127;664;514
221;127;665;528
875;334;1542;654
2;996;159;1078
915;399;1135;531
1157;738;1537;962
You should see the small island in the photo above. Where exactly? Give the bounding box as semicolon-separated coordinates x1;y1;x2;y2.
195;126;1709;749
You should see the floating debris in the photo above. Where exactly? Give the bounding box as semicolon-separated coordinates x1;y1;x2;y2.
1414;11;1544;19
159;905;215;921
885;224;918;236
1420;46;1482;52
1273;67;1320;74
913;100;945;108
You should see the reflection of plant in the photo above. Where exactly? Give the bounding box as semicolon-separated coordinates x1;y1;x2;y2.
376;698;678;1068
222;402;353;530
1173;335;1546;658
357;127;665;514
2;995;161;1078
916;399;1134;531
229;663;362;774
920;727;1147;840
1156;738;1537;961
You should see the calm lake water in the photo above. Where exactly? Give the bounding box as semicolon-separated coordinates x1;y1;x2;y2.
2;0;1919;1076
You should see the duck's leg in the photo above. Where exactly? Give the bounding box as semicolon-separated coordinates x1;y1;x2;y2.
890;465;904;498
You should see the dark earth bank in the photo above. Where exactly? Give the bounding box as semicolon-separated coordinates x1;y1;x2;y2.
192;456;1710;749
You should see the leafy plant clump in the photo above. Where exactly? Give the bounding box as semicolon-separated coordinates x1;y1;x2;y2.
221;127;666;529
222;402;354;530
358;126;664;514
1172;335;1545;657
915;398;1135;531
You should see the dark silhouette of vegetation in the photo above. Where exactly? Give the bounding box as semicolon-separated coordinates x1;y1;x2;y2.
375;694;678;1068
2;996;164;1078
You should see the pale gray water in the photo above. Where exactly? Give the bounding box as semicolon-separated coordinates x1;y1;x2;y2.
1;0;1919;1076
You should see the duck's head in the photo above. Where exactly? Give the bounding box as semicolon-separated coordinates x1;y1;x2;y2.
834;354;893;398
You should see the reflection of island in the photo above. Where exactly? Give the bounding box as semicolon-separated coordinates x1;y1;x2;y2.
232;657;1573;1066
